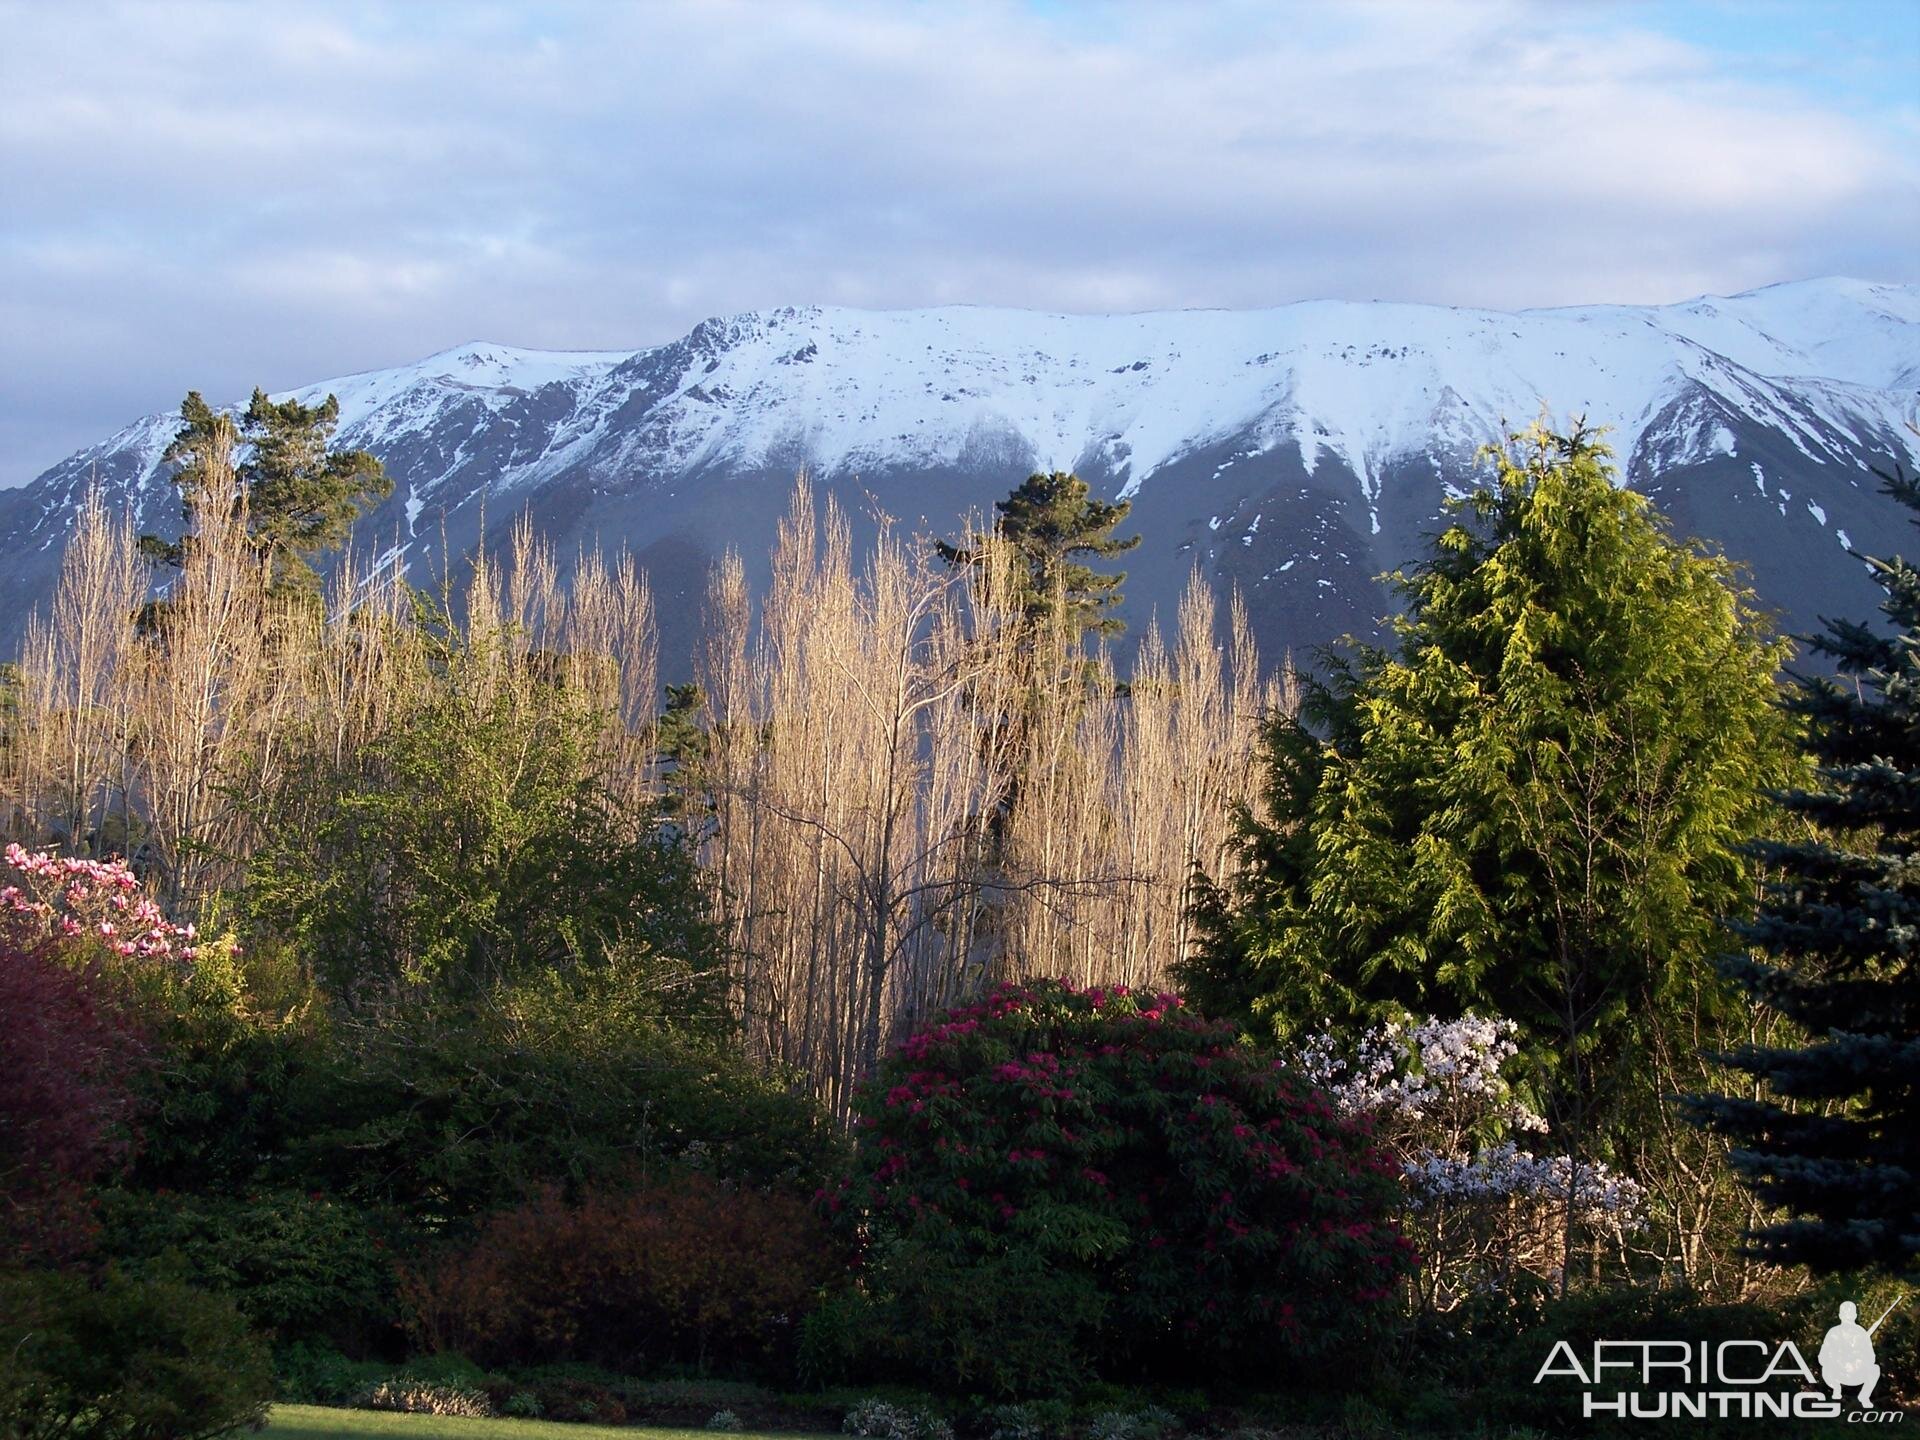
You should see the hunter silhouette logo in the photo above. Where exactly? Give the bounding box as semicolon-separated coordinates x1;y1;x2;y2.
1820;1297;1901;1409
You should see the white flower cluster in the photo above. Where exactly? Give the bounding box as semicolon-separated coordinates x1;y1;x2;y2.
1297;1013;1641;1224
1300;1013;1538;1128
1403;1141;1644;1221
1298;1021;1429;1116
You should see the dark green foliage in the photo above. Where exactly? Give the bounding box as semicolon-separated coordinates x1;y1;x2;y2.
92;883;832;1357
0;1268;272;1440
939;471;1140;638
139;391;236;575
829;979;1415;1395
834;1241;1107;1398
268;1342;396;1406
99;1188;398;1352
142;388;390;597
282;962;839;1218
1685;463;1920;1278
1179;665;1360;1032
1186;423;1794;1159
103;939;317;1197
658;681;710;771
657;681;718;834
227;595;819;1223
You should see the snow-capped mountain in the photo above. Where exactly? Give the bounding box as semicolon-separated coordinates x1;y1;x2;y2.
3;277;1916;669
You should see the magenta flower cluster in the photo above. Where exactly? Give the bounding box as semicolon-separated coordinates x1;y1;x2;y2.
2;843;199;963
830;977;1418;1375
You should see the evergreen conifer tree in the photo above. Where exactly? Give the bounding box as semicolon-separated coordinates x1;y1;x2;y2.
141;388;390;598
1684;463;1920;1277
1185;423;1795;1166
939;470;1139;639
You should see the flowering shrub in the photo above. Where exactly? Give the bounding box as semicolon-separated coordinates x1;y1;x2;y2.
832;979;1416;1390
1298;1014;1643;1309
2;843;199;962
401;1172;833;1373
351;1381;493;1419
0;936;146;1262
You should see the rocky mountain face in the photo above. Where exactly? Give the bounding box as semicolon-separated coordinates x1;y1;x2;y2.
2;277;1915;672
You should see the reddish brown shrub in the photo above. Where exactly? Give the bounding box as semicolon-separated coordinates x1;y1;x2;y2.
402;1172;833;1373
0;937;146;1262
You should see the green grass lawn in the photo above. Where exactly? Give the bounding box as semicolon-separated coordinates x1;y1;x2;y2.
266;1406;823;1440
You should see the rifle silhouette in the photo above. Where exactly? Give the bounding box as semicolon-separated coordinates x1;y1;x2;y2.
1866;1296;1904;1339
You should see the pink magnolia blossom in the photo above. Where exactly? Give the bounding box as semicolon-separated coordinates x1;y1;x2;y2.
1;845;199;965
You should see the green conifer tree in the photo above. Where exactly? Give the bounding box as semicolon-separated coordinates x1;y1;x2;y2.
1185;423;1795;1164
141;388;390;598
1683;463;1920;1277
939;470;1140;639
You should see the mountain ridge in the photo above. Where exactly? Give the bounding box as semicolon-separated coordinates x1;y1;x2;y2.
4;277;1916;672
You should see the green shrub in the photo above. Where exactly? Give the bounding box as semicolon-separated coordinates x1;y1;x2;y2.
798;1288;883;1388
514;1377;628;1425
394;1351;493;1389
843;1397;955;1440
0;1268;272;1440
985;1403;1047;1440
1092;1406;1176;1440
283;961;840;1218
832;980;1416;1393
849;1239;1106;1398
107;933;319;1199
100;1186;398;1349
243;615;728;1001
270;1341;392;1405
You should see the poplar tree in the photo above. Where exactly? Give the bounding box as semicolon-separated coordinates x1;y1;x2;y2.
1684;463;1920;1277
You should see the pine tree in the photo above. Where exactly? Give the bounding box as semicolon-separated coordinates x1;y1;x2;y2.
1683;462;1920;1277
939;470;1140;639
141;388;390;598
1186;423;1795;1164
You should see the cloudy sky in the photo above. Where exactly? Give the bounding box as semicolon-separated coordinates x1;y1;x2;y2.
2;0;1915;487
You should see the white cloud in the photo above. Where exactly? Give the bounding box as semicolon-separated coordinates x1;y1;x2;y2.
0;0;1913;485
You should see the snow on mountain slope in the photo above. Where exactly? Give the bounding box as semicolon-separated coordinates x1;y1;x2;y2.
291;278;1920;526
3;277;1916;668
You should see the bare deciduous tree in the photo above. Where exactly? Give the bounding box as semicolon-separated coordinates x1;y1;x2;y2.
5;475;1277;1113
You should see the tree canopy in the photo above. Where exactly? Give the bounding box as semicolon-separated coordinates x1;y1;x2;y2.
939;470;1140;639
142;389;390;598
